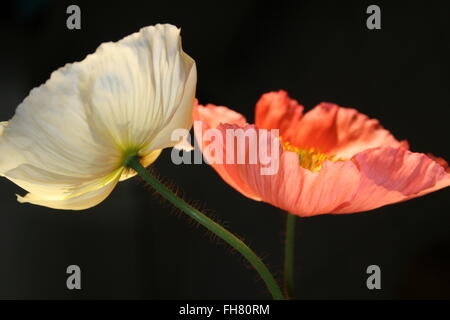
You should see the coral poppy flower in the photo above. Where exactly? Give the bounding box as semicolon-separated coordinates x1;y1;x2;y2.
193;91;450;216
0;24;196;210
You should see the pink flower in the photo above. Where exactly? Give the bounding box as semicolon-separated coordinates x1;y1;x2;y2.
193;90;450;217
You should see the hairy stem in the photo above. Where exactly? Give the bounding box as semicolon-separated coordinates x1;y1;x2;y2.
127;157;284;300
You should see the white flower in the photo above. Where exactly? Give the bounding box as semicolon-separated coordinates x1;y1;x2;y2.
0;24;197;210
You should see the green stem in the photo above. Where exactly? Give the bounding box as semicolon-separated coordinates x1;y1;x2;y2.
284;213;296;299
127;157;284;300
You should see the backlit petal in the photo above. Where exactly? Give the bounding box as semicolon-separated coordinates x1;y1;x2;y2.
198;120;361;217
333;147;450;213
17;170;122;210
196;97;450;217
245;154;360;217
215;124;360;216
0;24;195;210
194;101;247;128
255;91;405;158
193;104;257;199
255;90;304;142
83;24;196;154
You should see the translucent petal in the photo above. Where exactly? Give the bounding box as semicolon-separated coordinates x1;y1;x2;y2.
0;24;196;209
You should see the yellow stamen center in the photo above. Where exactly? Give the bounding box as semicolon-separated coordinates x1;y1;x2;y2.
282;140;338;172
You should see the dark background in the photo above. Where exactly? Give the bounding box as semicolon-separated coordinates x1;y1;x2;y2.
0;0;449;299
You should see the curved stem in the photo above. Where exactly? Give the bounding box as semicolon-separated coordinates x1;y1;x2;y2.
127;157;284;300
284;213;296;299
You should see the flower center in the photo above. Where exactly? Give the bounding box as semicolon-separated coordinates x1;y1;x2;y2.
281;139;337;172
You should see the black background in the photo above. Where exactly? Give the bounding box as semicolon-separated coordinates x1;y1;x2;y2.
0;0;449;299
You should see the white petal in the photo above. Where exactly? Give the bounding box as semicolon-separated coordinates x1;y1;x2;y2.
6;164;122;199
81;24;197;153
0;122;7;135
17;171;121;210
141;62;197;152
0;122;17;176
1;60;121;179
0;24;195;209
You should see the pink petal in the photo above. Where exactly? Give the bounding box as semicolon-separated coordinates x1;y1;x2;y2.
194;98;450;217
193;103;259;200
193;100;247;129
427;153;450;173
255;91;406;158
211;123;362;217
333;147;450;213
236;154;361;217
255;90;304;142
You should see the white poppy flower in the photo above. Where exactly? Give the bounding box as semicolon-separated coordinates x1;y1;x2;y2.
0;24;197;210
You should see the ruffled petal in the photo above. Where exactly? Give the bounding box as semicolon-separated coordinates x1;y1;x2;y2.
141;61;196;152
0;122;18;175
193;101;247;128
255;90;304;141
0;24;195;209
427;153;450;173
0;48;122;209
17;171;121;210
196;95;450;217
192;108;361;216
0;64;120;179
300;103;406;158
333;147;450;213
255;91;405;158
83;24;196;154
203;122;361;217
193;103;256;199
